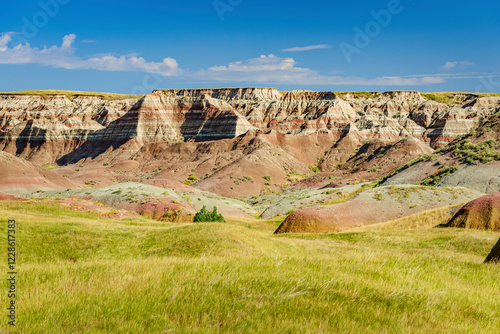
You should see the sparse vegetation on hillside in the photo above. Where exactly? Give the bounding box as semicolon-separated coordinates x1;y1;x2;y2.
287;171;307;182
41;163;59;170
183;173;199;185
421;164;460;186
308;164;320;173
394;154;437;174
324;183;373;206
450;139;500;164
376;153;437;185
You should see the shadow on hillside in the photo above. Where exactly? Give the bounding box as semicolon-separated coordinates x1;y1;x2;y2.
56;98;144;165
15;120;47;155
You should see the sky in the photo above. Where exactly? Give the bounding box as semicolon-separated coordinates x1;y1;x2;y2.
0;0;499;94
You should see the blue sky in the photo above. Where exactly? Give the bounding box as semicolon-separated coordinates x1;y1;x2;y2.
1;0;499;93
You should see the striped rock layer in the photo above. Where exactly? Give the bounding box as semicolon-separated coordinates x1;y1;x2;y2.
0;89;499;164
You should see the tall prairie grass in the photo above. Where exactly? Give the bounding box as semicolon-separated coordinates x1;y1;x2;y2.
0;201;499;333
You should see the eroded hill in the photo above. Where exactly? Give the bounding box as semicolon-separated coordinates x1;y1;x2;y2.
0;88;499;197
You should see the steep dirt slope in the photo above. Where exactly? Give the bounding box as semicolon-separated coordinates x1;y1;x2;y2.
0;191;28;201
0;151;77;195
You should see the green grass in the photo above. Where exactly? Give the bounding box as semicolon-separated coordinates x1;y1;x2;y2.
1;200;499;333
40;163;59;170
335;91;381;99
0;90;142;101
421;92;500;104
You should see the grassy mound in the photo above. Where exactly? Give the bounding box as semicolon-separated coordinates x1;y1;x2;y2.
445;193;500;232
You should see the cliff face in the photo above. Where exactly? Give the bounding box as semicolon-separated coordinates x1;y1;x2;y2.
0;94;137;162
0;89;498;166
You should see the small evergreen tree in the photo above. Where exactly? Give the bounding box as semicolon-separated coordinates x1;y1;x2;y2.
193;205;225;223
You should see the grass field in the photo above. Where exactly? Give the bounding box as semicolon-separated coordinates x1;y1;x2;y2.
421;92;500;104
1;201;499;333
0;90;141;101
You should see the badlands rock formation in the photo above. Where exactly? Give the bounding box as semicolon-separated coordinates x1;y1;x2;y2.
0;94;137;163
0;89;499;196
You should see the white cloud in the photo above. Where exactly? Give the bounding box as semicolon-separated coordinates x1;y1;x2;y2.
195;54;446;86
0;33;12;52
442;61;474;70
0;33;496;87
0;32;179;76
282;44;331;52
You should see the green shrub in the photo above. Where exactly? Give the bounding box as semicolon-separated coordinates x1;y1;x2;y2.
308;164;320;173
193;206;225;223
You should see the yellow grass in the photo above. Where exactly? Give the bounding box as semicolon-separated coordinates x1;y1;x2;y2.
0;200;499;333
350;205;460;231
0;90;142;101
421;92;500;104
